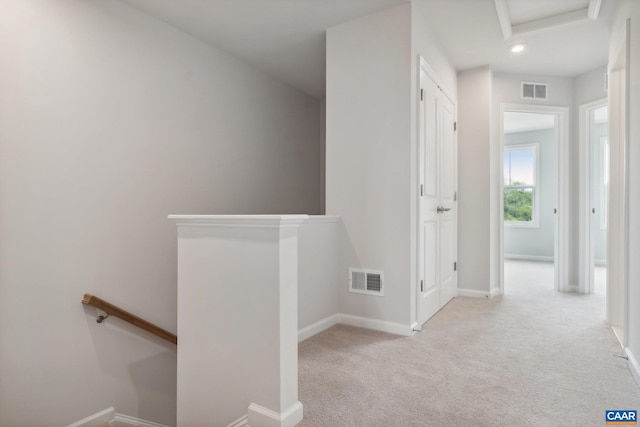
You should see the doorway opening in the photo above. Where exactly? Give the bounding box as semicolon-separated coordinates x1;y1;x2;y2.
499;105;570;295
579;99;609;300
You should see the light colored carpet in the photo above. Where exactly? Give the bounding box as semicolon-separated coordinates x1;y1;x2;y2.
298;260;639;426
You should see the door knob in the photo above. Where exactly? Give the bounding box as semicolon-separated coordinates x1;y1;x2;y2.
437;206;451;213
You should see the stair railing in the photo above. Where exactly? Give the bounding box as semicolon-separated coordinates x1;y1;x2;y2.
82;293;177;344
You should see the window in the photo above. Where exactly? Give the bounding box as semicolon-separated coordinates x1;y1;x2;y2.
504;143;539;227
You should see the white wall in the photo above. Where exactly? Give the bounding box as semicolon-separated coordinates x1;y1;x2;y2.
0;1;320;426
575;66;608;105
504;128;556;260
326;4;413;329
326;3;457;331
298;217;340;336
457;67;493;295
610;0;640;375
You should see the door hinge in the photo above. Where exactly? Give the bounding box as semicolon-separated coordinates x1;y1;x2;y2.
420;184;424;196
420;280;424;292
420;88;424;101
454;191;457;201
454;121;457;132
454;262;457;271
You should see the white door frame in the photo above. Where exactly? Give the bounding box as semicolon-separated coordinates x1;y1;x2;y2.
606;18;630;347
498;104;571;294
578;97;608;295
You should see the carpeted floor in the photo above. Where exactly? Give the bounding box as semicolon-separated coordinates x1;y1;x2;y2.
298;260;639;426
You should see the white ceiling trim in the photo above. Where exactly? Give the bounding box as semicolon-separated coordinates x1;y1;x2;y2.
494;0;602;41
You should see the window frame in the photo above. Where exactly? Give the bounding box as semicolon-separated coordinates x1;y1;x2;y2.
503;142;540;228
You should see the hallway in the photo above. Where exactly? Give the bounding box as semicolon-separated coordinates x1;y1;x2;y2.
298;260;639;426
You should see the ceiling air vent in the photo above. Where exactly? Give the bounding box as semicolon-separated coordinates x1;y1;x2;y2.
522;82;547;100
349;268;384;297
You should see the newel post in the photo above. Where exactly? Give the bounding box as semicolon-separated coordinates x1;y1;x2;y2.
169;215;307;427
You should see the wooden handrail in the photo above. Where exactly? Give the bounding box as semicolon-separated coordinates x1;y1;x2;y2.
82;294;177;344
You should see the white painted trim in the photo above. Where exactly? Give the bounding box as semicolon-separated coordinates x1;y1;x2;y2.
298;313;416;341
504;254;554;262
579;98;608;295
168;214;309;229
112;414;171;427
493;0;512;40
495;0;601;41
247;401;303;427
298;314;340;342
565;284;579;293
499;104;570;295
226;415;249;427
419;56;455;105
304;215;341;224
606;19;630;348
66;409;171;427
457;288;492;299
625;348;640;385
587;0;603;20
490;287;501;298
66;408;115;427
338;313;414;336
512;9;592;37
612;326;624;348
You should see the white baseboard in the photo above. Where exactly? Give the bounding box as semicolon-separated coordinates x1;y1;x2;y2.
490;287;501;298
112;414;171;427
298;313;414;340
625;347;640;384
248;401;303;427
66;408;115;427
298;314;340;342
504;254;554;262
226;415;249;427
457;288;492;298
565;284;579;293
337;313;414;336
66;408;171;427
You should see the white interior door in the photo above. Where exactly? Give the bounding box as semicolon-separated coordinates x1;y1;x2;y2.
439;96;457;307
417;62;457;327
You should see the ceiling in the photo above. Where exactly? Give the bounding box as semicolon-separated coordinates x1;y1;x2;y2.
120;0;619;99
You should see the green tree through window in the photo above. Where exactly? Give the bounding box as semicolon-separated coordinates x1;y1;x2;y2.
504;185;532;221
504;145;537;225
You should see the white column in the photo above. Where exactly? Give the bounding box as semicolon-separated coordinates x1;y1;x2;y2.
169;215;307;427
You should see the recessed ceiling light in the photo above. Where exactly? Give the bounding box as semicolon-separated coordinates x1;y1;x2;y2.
510;43;526;54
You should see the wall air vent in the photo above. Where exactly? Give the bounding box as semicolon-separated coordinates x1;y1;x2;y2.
521;82;547;100
349;268;384;297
